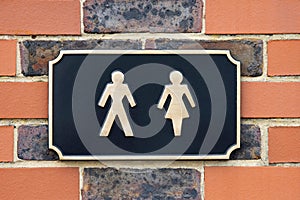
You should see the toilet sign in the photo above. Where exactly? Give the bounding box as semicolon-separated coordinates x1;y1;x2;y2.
49;50;240;160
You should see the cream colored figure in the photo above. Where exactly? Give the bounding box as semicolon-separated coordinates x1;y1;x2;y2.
98;71;136;137
157;71;196;136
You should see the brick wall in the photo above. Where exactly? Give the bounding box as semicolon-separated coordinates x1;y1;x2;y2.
0;0;299;199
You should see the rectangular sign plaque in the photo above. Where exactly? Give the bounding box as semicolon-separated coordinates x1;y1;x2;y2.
49;50;240;160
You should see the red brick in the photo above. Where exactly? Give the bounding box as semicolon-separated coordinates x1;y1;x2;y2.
0;126;14;162
205;167;300;200
0;0;80;35
268;40;300;76
0;82;47;118
0;40;16;76
269;127;300;163
206;0;300;34
0;168;79;200
242;82;300;118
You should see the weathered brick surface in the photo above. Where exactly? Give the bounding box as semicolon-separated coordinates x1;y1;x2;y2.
230;124;261;160
145;39;263;76
17;125;58;160
21;39;262;76
84;0;203;33
82;168;201;200
20;39;142;76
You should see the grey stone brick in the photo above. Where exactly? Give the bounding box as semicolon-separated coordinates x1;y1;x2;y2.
17;125;58;160
146;39;263;76
82;168;201;200
84;0;203;33
20;39;142;76
230;124;261;160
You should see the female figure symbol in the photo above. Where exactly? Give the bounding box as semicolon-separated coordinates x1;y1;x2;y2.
157;71;196;136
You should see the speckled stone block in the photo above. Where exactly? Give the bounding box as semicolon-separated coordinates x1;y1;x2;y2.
20;39;142;76
82;168;201;200
18;125;58;160
145;39;263;76
84;0;203;33
230;124;261;160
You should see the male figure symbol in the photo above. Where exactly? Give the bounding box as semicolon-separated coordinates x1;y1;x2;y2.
157;71;196;136
98;71;136;137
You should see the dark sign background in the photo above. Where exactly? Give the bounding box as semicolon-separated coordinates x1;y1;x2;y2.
51;52;239;159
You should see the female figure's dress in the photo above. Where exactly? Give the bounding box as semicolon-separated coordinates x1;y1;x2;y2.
158;81;195;136
163;85;190;119
157;70;195;136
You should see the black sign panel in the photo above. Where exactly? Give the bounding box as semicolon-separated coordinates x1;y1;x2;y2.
49;50;240;160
